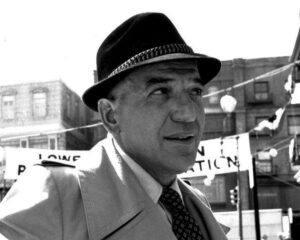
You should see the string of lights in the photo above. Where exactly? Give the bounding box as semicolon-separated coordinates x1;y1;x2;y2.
251;137;300;190
0;122;103;141
202;60;299;98
0;60;299;142
251;99;291;133
251;136;294;158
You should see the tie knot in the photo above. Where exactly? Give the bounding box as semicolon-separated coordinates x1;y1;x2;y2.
159;187;185;213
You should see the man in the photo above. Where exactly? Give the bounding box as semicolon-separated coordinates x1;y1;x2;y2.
0;13;228;239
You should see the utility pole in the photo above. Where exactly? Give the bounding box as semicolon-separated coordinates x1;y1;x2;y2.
237;161;244;240
252;156;261;240
236;136;243;240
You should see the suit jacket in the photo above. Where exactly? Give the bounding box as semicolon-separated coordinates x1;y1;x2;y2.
0;137;229;240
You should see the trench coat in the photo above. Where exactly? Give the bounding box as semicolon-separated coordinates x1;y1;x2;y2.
0;137;229;240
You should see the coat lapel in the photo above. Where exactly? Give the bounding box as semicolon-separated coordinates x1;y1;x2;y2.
178;179;229;240
76;137;176;240
77;138;146;240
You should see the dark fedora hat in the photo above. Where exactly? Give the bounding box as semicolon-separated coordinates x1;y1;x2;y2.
82;12;221;111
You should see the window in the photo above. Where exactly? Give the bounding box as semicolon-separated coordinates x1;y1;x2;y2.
258;188;280;209
257;151;273;174
48;136;57;149
207;86;219;104
29;139;48;149
33;92;47;117
20;139;28;148
254;82;269;101
205;114;227;133
2;95;15;120
291;137;300;166
288;116;300;135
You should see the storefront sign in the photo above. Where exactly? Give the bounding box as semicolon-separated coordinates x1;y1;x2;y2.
3;133;253;186
4;148;84;179
179;133;253;187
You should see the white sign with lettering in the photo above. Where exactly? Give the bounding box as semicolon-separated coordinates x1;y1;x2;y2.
4;147;85;180
3;133;253;186
179;133;253;187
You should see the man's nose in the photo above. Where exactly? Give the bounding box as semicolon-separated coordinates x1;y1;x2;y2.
170;95;197;123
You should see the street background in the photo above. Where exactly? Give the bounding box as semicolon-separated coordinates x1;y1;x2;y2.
1;1;300;240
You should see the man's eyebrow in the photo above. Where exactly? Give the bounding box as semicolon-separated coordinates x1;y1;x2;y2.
145;77;173;88
191;77;203;86
145;77;203;88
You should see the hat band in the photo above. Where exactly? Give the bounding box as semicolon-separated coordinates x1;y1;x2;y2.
108;43;194;78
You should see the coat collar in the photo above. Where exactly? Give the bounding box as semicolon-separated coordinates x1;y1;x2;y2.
76;137;228;240
77;137;149;240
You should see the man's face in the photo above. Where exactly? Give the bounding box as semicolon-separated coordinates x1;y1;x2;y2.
112;60;205;184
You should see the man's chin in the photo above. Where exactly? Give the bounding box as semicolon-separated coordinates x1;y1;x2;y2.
174;158;196;175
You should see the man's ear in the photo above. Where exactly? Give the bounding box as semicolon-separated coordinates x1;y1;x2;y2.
97;99;119;133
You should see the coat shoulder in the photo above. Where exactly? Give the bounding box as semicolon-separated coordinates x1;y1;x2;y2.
0;163;85;240
37;162;80;191
0;165;64;239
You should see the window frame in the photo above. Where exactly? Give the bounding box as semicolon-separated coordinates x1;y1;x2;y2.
254;81;269;101
2;94;16;120
31;88;48;119
48;136;57;150
20;138;29;148
256;150;273;174
287;115;300;135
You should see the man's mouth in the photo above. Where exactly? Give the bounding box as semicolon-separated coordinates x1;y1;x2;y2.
164;133;195;143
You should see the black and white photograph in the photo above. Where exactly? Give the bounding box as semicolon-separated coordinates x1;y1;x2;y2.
0;1;300;239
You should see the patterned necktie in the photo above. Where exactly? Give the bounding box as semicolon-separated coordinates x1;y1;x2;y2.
159;187;205;240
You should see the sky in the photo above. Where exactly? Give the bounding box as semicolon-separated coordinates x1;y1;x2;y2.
0;0;299;96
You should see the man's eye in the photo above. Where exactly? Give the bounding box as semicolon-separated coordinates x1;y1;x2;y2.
190;88;203;96
152;88;168;95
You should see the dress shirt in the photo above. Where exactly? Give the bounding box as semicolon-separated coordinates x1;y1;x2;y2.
112;136;182;224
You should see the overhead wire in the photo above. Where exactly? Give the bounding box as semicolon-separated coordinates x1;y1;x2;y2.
0;60;299;143
203;60;299;98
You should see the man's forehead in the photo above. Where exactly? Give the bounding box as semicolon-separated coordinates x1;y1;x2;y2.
111;60;202;97
141;60;199;74
127;60;200;82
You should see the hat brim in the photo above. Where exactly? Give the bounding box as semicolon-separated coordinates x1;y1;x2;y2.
82;53;221;112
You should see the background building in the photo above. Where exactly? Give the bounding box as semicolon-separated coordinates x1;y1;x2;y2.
0;80;96;199
289;26;300;240
0;80;94;150
185;56;300;215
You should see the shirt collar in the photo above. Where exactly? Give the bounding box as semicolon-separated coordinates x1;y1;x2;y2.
111;135;182;203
